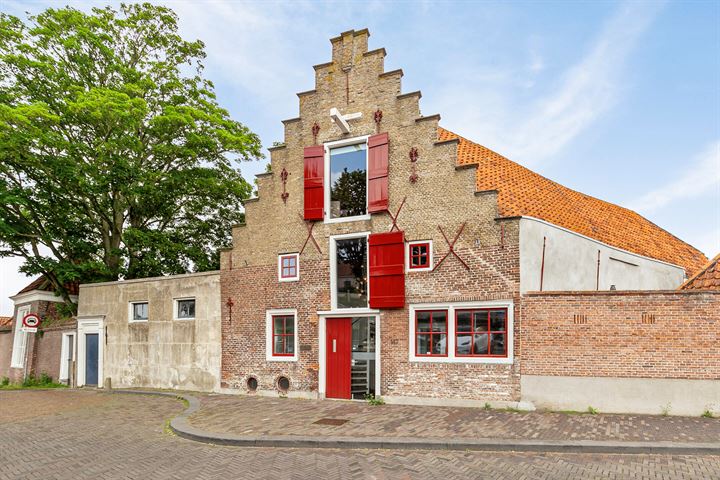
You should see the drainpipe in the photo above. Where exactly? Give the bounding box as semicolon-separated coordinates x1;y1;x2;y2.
539;237;546;291
596;250;601;290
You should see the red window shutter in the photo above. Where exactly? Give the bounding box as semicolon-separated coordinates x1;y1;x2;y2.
369;230;405;309
367;132;389;213
303;145;325;220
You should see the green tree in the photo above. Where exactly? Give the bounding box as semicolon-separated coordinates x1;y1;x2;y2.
0;3;262;309
331;168;366;218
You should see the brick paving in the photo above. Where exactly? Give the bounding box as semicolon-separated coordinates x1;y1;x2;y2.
0;390;718;480
189;393;720;443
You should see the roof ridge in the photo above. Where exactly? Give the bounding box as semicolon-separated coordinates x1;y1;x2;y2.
679;252;720;289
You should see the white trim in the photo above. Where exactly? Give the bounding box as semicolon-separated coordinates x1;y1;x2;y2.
277;253;300;282
406;239;434;272
77;317;104;387
408;300;514;364
265;309;298;362
10;305;30;368
128;301;149;323
520;216;685;271
324;134;371;224
59;332;76;382
317;314;381;399
10;291;78;305
173;297;196;321
329;232;371;311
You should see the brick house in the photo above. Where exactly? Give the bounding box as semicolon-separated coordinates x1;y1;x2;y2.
5;277;78;384
218;29;712;408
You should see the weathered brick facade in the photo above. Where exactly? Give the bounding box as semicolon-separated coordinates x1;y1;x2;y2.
220;29;521;401
520;291;719;380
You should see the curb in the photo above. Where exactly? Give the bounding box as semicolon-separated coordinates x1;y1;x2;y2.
113;390;720;455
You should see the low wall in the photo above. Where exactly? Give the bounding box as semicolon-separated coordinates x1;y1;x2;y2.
0;330;11;379
521;290;719;415
78;272;221;392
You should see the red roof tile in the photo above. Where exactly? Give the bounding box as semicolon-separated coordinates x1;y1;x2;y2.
17;276;80;296
438;127;708;275
0;316;12;328
679;253;720;290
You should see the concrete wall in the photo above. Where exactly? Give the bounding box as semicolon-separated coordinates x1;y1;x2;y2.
519;217;686;293
0;330;11;379
522;375;720;416
77;272;221;392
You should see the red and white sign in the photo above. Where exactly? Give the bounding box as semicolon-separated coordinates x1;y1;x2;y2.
22;313;41;332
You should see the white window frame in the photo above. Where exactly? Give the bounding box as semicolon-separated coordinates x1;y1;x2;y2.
174;297;196;321
265;309;298;362
128;301;149;323
278;252;300;282
324;135;371;224
10;305;30;368
406;239;434;272
408;300;514;364
59;332;76;382
329;232;371;312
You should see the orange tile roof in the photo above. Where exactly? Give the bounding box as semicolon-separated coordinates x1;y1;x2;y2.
438;127;707;275
17;276;80;296
679;253;720;290
0;316;12;328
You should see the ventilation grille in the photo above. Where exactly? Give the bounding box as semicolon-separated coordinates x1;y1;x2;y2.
641;313;656;325
573;314;588;324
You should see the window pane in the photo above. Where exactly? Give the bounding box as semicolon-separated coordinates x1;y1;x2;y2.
432;334;447;355
490;310;506;331
416;312;431;332
417;334;430;354
335;237;368;308
490;333;506;355
473;311;488;332
456;333;472;355
274;317;284;334
178;300;195;318
274;335;284;354
330;143;367;218
284;316;294;334
432;311;447;332
474;334;489;354
283;258;290;267
456;311;471;331
285;335;295;354
133;303;148;320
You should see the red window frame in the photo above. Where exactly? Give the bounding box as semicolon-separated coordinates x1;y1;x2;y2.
415;309;448;357
408;242;431;270
272;315;295;356
455;308;508;358
279;254;298;279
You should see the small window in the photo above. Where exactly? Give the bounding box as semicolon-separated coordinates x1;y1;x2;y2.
272;315;295;356
456;309;507;357
130;302;148;322
408;241;432;271
175;298;196;320
415;310;448;356
278;253;299;282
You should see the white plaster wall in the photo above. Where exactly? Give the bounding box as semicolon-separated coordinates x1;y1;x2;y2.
77;271;221;392
521;375;720;416
519;217;686;293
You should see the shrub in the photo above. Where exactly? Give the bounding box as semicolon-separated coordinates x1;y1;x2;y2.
365;394;385;406
1;377;9;386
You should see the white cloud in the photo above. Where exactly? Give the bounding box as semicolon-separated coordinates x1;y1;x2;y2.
630;140;720;213
431;1;666;166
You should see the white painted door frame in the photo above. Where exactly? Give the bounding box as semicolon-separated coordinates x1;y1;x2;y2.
76;316;104;387
59;331;76;383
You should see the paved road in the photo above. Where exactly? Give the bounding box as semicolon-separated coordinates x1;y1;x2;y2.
0;390;718;480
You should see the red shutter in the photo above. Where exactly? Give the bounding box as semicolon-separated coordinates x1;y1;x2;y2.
367;132;389;213
369;230;405;309
303;145;324;220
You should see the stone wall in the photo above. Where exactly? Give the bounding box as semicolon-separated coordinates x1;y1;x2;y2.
78;272;221;391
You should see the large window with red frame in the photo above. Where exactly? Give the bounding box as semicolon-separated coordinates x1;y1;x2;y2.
415;310;448;356
455;309;507;357
272;315;295;356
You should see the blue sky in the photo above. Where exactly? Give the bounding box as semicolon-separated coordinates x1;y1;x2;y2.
1;0;718;314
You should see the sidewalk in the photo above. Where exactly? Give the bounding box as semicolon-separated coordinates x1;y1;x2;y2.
112;390;720;454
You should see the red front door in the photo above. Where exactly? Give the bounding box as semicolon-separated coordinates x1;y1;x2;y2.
326;318;351;399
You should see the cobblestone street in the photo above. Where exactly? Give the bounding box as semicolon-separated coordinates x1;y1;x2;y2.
1;390;718;479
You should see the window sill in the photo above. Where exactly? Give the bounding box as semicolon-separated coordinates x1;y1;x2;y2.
324;214;371;224
279;277;299;283
266;355;299;362
174;317;196;321
408;356;513;365
129;319;149;324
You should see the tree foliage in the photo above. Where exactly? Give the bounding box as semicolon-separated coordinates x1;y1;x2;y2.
0;3;262;308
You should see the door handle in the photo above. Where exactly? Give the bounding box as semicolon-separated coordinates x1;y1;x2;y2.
332;339;337;353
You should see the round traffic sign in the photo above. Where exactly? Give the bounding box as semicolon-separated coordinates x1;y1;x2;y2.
22;313;41;329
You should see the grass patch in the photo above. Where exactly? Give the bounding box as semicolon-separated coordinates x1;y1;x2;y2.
0;373;67;390
176;395;190;408
702;409;714;419
365;393;385;406
587;406;599;415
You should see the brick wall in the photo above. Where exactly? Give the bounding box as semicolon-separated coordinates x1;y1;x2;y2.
521;291;720;380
